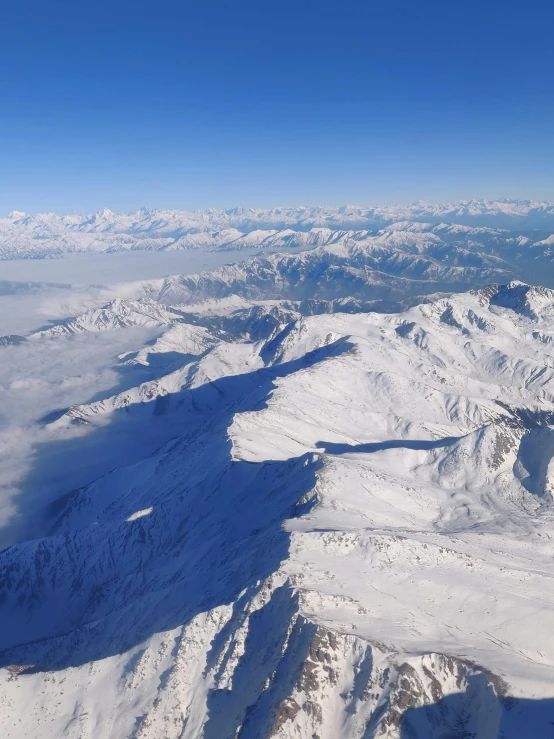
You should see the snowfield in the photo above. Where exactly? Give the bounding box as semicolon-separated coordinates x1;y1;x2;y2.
3;278;554;737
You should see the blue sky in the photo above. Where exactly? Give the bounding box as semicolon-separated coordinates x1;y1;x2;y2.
1;0;553;213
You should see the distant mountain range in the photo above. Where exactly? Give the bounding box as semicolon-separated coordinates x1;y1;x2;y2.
2;198;554;259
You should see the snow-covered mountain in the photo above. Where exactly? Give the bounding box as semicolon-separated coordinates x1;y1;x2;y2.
20;232;520;341
3;199;554;260
3;280;554;736
155;234;515;306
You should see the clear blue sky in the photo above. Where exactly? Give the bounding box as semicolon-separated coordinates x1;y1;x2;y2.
1;0;553;213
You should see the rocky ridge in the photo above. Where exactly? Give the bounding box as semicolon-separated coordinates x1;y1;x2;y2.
2;282;554;736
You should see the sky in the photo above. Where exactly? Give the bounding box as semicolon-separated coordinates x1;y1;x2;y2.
1;0;553;213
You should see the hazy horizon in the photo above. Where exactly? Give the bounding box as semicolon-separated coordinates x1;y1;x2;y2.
2;0;553;213
3;195;554;219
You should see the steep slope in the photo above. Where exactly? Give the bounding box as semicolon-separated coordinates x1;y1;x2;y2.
2;283;554;737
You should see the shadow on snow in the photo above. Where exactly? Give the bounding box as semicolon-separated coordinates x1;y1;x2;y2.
315;437;460;455
398;675;554;738
0;337;352;672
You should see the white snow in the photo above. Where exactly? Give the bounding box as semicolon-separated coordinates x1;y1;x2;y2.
1;198;554;260
2;279;554;736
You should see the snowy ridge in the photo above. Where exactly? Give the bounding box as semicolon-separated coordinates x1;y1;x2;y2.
3;199;554;260
155;238;516;307
31;299;183;338
3;282;554;736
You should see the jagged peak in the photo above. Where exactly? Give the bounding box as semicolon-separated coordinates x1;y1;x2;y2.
488;281;554;319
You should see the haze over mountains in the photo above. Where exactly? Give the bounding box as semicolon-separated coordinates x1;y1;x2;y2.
3;201;554;737
3;198;554;261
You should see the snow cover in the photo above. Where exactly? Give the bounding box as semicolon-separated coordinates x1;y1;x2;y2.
3;277;554;736
2;198;554;260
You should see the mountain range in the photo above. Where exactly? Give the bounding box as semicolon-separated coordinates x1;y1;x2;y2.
3;199;554;260
4;200;554;737
3;274;554;737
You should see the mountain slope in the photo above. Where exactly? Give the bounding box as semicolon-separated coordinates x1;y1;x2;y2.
156;238;515;306
3;283;554;736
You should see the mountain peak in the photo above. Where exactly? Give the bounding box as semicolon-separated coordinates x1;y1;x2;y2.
489;281;554;320
96;207;115;217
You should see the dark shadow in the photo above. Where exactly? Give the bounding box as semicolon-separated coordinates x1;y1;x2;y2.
315;437;460;455
37;407;71;425
32;317;74;333
203;586;318;739
0;337;353;673
495;400;554;430
85;349;211;404
36;350;211;426
399;677;554;738
513;426;554;499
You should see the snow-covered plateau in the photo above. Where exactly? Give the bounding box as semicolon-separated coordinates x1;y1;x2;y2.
3;264;554;736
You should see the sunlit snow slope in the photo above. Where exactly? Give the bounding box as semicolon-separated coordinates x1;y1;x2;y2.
3;282;554;737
